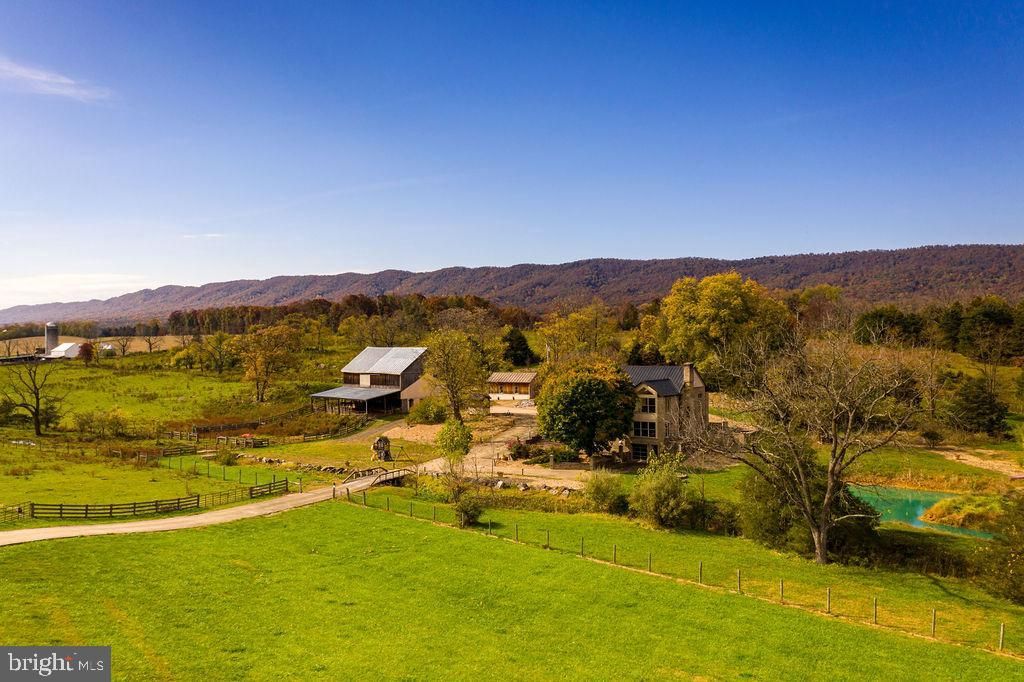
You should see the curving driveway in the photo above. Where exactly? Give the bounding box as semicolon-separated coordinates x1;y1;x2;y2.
0;478;375;548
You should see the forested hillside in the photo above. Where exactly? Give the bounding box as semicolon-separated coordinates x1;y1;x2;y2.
1;244;1022;324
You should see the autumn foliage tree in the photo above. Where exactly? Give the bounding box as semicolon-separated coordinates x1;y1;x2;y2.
655;272;793;386
232;324;300;402
425;329;487;423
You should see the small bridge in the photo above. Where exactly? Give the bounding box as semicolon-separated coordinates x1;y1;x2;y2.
341;466;413;487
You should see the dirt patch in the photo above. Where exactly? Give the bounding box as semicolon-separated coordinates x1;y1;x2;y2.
383;423;443;444
938;447;1024;479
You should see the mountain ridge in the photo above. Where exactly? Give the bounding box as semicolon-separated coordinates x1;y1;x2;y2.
3;244;1022;324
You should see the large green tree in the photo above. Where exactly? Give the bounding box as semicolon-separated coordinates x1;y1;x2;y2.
947;376;1009;436
536;361;634;455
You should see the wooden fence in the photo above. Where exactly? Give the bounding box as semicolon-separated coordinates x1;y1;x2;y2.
7;479;291;522
0;502;30;523
190;404;315;435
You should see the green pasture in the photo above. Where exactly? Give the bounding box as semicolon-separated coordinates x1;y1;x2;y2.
0;502;1020;680
362;487;1023;657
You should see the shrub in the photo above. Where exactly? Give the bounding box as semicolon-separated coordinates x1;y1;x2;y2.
505;437;530;460
523;446;579;465
453;495;484;527
628;468;690;528
214;450;240;466
921;429;944;447
406;397;448;425
585;470;628;514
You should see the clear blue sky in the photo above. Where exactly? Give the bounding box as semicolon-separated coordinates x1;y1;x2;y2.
1;2;1021;307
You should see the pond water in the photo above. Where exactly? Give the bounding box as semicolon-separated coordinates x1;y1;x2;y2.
851;486;992;539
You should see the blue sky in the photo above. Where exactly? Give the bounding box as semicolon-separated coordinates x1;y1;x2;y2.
0;2;1022;308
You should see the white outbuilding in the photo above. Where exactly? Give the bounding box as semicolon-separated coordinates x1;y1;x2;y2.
47;342;81;359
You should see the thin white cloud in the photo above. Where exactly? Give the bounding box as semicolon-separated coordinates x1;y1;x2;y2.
0;273;154;308
182;233;226;240
0;55;112;103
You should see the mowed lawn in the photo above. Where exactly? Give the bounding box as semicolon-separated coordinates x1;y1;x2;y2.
0;503;1021;680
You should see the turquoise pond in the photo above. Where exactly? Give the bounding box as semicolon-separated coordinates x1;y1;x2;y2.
852;486;991;539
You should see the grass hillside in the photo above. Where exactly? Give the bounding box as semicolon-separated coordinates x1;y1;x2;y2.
0;502;1020;680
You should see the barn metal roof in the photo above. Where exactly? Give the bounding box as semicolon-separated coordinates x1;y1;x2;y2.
309;386;400;401
622;365;685;396
341;347;427;375
487;371;537;384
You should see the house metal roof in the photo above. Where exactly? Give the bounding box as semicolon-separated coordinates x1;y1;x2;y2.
623;365;685;396
341;347;427;375
309;386;401;401
487;371;537;384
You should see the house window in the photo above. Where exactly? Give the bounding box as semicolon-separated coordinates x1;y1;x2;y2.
632;443;648;460
343;373;360;385
633;421;656;438
640;397;656;414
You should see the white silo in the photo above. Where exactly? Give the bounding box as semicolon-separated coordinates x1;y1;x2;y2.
44;322;59;355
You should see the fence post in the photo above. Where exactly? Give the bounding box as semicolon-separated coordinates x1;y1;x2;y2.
433;506;436;521
780;579;784;603
386;496;390;511
363;490;367;506
613;544;617;564
931;609;936;637
207;461;210;477
698;561;703;585
999;623;1005;651
238;469;242;483
580;536;584;556
737;569;742;594
332;482;336;499
299;478;303;493
515;523;519;542
255;472;258;485
873;597;878;625
546;529;550;549
409;501;413;517
223;466;226;480
648;551;652;572
826;587;831;614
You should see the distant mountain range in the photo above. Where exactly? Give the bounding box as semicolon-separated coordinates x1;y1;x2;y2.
2;244;1022;324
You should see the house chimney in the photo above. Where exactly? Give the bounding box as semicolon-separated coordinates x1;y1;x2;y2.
682;362;693;386
44;322;59;355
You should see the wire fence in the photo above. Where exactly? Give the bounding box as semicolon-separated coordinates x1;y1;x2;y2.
343;491;1020;659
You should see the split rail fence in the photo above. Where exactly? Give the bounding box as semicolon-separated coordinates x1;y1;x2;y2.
0;480;290;523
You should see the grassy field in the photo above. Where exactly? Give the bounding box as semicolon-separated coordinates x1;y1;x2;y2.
843;446;1010;493
259;437;436;469
0;502;1020;680
0;447;243;506
364;486;1024;656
